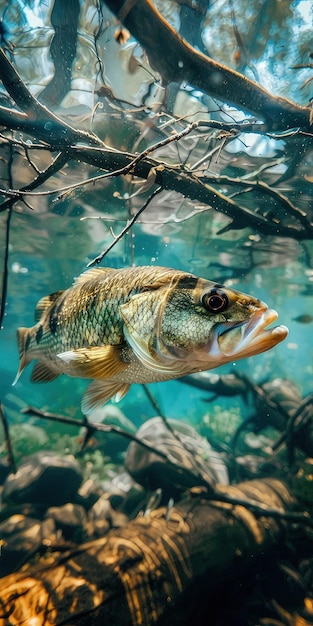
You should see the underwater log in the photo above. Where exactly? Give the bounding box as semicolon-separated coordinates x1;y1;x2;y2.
0;478;297;626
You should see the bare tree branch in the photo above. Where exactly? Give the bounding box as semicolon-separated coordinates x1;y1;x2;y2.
0;48;106;149
103;0;313;132
0;45;312;241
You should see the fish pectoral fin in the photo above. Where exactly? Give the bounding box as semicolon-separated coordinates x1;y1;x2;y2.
56;345;128;379
81;379;130;415
31;362;60;383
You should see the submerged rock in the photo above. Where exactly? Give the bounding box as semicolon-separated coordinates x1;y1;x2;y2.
125;417;229;496
9;423;49;456
75;478;105;510
46;503;88;542
81;405;137;461
0;514;55;577
98;469;146;519
2;451;83;506
0;458;11;485
87;494;129;538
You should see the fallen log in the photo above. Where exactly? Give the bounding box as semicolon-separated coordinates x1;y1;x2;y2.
0;478;300;626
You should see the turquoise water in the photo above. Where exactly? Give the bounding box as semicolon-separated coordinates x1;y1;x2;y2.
2;205;312;435
0;0;312;463
0;1;313;622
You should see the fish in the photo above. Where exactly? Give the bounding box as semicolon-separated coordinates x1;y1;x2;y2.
292;314;313;324
13;265;288;414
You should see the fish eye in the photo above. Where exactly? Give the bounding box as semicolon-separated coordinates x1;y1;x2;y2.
202;289;229;313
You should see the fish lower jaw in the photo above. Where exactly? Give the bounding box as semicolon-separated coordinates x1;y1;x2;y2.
216;308;289;359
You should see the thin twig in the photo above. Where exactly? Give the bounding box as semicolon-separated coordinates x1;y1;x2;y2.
0;141;14;331
199;174;311;228
0;121;199;202
142;385;166;418
0;206;12;330
21;405;213;490
0;48;106;148
0;152;70;213
206;491;313;529
87;186;163;266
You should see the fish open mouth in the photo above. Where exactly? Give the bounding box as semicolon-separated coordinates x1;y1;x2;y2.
217;309;289;359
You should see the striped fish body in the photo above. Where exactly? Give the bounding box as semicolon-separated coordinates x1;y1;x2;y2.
14;266;288;413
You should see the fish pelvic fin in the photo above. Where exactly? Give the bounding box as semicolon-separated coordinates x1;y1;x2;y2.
12;327;32;386
56;345;128;379
31;362;60;383
81;379;130;415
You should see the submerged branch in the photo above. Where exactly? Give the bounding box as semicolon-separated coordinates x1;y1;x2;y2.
1;141;312;239
0;45;312;240
75;146;313;239
87;186;163;266
21;405;213;490
0;403;16;474
22;405;170;460
0;48;105;149
104;0;313;132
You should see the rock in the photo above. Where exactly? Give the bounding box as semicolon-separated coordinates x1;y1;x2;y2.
101;470;146;517
0;514;55;577
75;478;105;510
125;417;229;496
2;452;83;506
81;405;137;461
9;423;49;455
46;503;88;542
87;494;129;538
0;458;11;485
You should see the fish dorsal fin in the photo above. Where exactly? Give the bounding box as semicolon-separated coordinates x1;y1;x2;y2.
81;379;130;414
31;362;60;383
56;345;128;379
74;267;116;287
34;291;64;322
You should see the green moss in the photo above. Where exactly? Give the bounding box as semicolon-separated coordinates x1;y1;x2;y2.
200;405;243;443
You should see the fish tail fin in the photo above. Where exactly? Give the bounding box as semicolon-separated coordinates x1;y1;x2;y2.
12;327;31;386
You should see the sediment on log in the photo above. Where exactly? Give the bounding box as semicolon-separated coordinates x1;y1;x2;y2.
0;478;295;626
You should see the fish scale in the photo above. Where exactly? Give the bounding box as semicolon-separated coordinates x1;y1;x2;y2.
13;265;288;414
